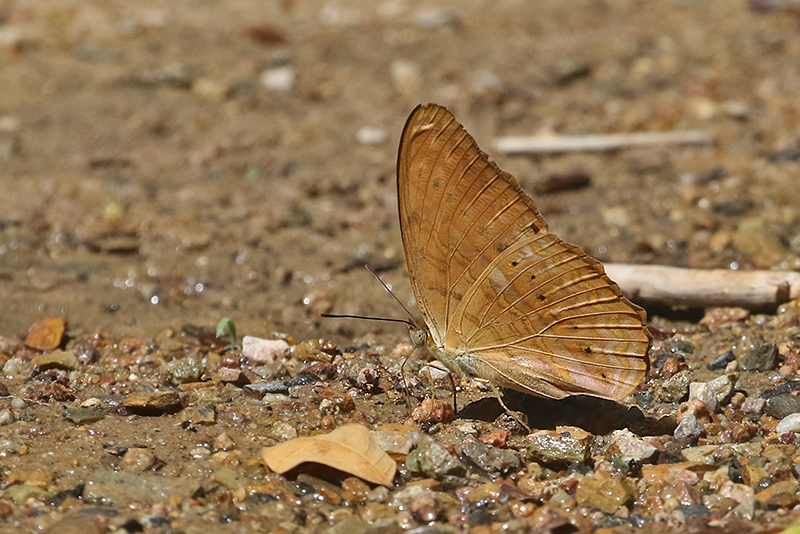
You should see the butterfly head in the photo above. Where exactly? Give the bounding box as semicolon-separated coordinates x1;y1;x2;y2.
408;319;429;348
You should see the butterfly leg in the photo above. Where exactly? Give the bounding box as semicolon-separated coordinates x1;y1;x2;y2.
421;361;458;410
400;348;418;410
487;382;532;433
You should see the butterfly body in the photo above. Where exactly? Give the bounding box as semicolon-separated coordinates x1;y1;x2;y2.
398;104;651;402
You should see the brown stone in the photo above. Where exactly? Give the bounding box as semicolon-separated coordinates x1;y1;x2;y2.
122;391;182;414
25;316;66;350
575;470;632;513
31;350;78;371
755;480;798;507
43;513;102;534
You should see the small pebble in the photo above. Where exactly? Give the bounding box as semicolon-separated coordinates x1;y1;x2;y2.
7;484;49;504
525;427;592;465
0;409;13;426
414;7;458;28
766;394;800;419
123;391;182;414
245;380;289;395
269;421;297;441
259;66;294;92
741;396;766;416
214;431;236;451
405;432;468;489
741;343;779;372
776;413;800;434
356;126;388;145
121;447;160;472
180;404;216;425
3;358;27;377
674;414;705;441
242;336;290;365
575;470;631;513
688;375;733;413
160;355;204;384
655;369;692;403
31;350;78;371
373;430;412;455
391;59;421;95
460;441;522;475
63;406;104;425
190;447;211;459
217;367;248;385
605;429;658;468
707;350;736;371
25;316;66;350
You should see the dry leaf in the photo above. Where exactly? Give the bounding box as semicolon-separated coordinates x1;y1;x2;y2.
25;316;66;350
261;424;396;486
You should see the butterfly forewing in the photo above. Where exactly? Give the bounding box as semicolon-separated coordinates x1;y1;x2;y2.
397;103;650;401
398;105;548;346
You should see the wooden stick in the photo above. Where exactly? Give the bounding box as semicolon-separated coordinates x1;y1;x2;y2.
604;263;800;310
494;130;714;155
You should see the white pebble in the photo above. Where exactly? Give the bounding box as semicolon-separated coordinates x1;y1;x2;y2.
391;60;421;95
776;413;800;434
470;70;504;97
260;66;295;93
356;126;388;145
190;447;211;459
242;336;290;365
689;375;733;413
414;7;458;29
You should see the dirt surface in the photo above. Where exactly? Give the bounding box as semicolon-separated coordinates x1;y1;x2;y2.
2;1;800;533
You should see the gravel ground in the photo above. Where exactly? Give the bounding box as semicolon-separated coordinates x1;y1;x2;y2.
2;1;800;533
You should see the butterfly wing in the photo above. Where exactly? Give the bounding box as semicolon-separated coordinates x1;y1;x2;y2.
397;103;650;400
449;231;650;400
398;104;548;347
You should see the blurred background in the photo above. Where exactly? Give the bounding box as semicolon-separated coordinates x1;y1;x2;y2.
1;0;799;344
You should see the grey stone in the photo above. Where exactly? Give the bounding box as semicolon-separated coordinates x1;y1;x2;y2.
160;354;204;384
83;470;201;506
524;428;593;466
405;432;467;489
606;429;658;469
741;343;779;372
459;440;522;475
674;414;705;441
741;396;766;416
766;394;800;419
707;350;735;371
63;406;104;425
655;370;693;403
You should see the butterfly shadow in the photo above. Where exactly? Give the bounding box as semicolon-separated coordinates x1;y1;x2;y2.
458;389;674;436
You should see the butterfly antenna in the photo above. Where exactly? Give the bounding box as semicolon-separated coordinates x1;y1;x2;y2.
364;264;419;325
319;313;415;328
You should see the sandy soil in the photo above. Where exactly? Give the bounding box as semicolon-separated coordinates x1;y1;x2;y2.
2;1;800;532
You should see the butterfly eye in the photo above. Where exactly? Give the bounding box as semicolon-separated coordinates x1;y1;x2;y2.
409;327;427;347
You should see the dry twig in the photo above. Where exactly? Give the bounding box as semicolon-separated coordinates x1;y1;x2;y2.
605;263;800;310
494;130;714;155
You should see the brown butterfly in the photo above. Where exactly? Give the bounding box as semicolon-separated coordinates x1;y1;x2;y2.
397;103;651;402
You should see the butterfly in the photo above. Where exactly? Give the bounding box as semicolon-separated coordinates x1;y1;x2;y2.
397;103;651;402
